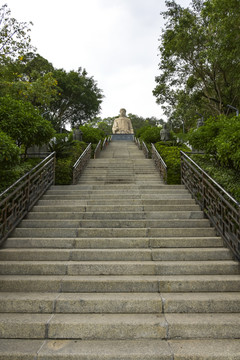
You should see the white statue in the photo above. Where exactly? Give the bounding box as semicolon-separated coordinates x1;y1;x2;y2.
112;108;134;134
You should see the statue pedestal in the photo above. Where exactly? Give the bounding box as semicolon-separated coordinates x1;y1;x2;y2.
111;134;134;141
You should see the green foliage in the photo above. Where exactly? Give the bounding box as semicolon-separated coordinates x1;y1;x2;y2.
0;4;35;62
136;126;161;144
54;141;87;185
54;158;73;185
191;154;240;203
0;96;55;155
79;125;105;144
188;115;240;170
0;130;20;169
153;0;240;129
49;68;103;130
155;142;190;184
0;158;41;194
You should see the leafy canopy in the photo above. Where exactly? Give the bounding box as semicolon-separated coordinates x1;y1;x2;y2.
153;0;240;131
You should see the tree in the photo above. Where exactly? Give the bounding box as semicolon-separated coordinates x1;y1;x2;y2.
0;4;35;62
0;96;55;156
48;68;103;131
153;0;240;128
0;53;58;109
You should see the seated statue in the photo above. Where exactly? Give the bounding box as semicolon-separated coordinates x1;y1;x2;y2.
160;123;170;141
112;108;134;134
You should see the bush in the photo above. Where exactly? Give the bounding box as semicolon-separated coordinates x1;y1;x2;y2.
55;158;73;185
188;115;240;171
0;130;20;170
136;126;161;144
0;158;42;194
155;142;190;184
54;141;87;185
191;154;240;203
79;125;105;144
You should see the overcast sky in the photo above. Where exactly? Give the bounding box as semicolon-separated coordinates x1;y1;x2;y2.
6;0;191;120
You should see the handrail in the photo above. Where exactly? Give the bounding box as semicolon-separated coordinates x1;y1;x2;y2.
151;143;168;183
94;140;102;159
134;137;142;150
181;151;240;260
0;152;56;246
142;141;150;158
102;136;111;150
72;143;91;184
102;138;107;149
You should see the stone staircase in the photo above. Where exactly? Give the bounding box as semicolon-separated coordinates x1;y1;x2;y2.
0;140;240;359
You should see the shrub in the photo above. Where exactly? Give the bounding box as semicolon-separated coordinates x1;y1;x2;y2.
54;141;87;185
79;125;105;144
191;154;240;203
155;142;190;184
55;158;73;185
188;115;240;171
0;159;41;194
137;126;161;144
0;130;20;170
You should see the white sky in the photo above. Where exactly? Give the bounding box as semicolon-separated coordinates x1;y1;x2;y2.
6;0;191;120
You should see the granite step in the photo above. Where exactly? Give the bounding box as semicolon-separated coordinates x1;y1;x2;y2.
18;219;211;228
4;236;224;249
1;313;240;340
0;260;238;276
0;248;232;261
10;227;217;238
1;275;240;293
26;210;205;220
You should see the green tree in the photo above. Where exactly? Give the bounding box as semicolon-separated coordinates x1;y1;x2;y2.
49;68;103;131
0;96;55;156
0;4;35;62
0;53;58;109
153;0;240;128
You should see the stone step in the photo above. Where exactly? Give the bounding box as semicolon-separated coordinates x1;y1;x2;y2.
36;199;197;206
162;292;240;313
26;211;205;220
45;188;189;195
0;292;162;313
0;313;167;339
1;339;240;360
51;184;184;190
0;339;173;359
0;248;231;261
32;204;201;212
4;236;223;249
1;312;240;340
0;260;238;275
1;274;240;293
1;291;240;314
41;194;192;200
18;219;211;228
10;227;217;238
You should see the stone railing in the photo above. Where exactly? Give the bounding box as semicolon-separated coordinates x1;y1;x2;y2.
151;143;167;183
0;152;56;246
94;140;102;159
134;137;142;150
72;143;92;184
142;141;150;158
181;151;240;260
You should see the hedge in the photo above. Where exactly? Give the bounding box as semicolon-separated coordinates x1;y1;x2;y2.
155;142;190;184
